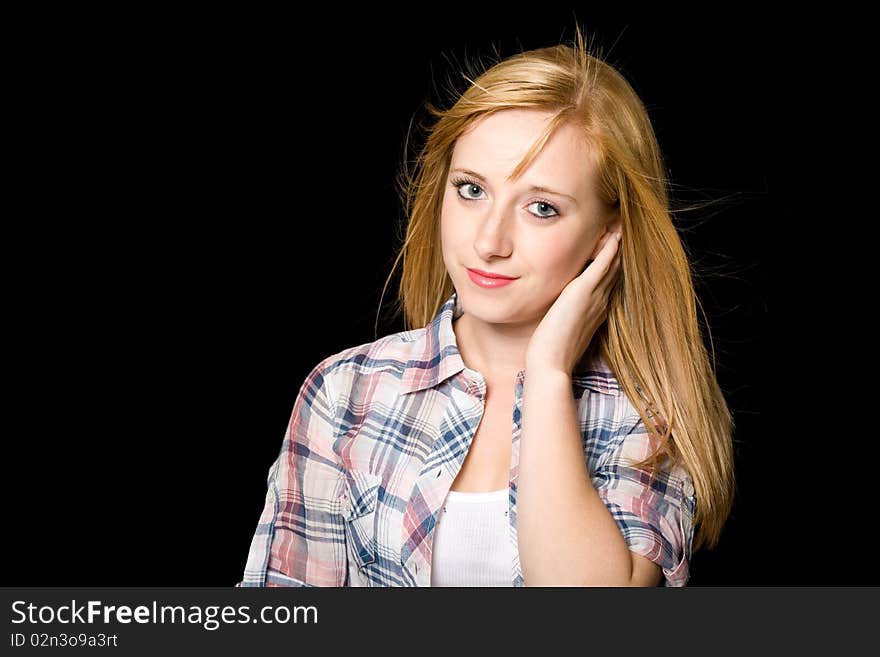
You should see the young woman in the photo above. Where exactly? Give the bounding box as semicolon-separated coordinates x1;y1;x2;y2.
238;27;735;587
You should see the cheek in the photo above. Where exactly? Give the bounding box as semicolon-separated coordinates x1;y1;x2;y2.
440;207;464;265
440;201;468;247
531;238;588;281
439;212;453;256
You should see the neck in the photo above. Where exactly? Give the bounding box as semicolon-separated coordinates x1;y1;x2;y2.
452;312;534;385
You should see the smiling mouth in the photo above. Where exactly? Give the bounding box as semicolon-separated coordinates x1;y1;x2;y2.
466;268;517;280
466;268;518;289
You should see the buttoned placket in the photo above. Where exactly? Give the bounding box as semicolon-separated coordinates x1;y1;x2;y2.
429;368;526;587
408;368;487;587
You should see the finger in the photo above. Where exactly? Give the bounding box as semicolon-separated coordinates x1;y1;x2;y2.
595;232;621;275
578;231;620;287
584;232;618;272
597;235;623;293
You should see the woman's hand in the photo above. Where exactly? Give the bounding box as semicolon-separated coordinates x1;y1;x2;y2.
525;230;623;376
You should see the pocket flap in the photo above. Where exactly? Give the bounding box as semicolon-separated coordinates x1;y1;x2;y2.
342;470;382;521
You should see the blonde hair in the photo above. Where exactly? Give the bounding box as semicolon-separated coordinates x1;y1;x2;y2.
375;25;735;552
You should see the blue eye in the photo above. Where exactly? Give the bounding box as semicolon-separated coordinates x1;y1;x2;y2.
449;176;560;220
526;201;558;219
453;179;485;200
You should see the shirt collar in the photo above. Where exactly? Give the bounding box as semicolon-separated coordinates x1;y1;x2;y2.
400;291;621;396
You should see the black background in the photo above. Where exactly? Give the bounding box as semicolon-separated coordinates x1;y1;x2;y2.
8;9;855;586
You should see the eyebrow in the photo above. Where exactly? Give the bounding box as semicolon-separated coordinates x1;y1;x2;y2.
450;167;578;203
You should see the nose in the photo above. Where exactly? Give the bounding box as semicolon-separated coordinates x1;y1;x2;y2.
473;208;514;261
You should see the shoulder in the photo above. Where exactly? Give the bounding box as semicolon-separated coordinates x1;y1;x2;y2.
571;352;624;397
574;351;662;445
577;362;690;481
310;325;429;397
574;352;638;436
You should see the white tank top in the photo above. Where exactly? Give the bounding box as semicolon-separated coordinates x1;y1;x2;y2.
430;488;516;586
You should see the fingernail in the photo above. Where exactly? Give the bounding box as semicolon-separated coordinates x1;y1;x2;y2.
615;232;622;241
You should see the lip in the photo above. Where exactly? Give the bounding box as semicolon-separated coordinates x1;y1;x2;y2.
466;267;518;289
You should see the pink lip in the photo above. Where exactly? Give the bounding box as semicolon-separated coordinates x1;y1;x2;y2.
466;268;518;289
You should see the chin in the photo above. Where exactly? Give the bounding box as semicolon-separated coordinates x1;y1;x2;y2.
457;290;525;323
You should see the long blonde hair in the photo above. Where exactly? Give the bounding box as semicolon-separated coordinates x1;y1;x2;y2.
375;25;735;552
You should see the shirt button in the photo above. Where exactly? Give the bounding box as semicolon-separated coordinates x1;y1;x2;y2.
683;480;695;497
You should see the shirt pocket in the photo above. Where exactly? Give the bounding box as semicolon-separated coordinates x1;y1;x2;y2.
341;470;382;572
267;473;347;586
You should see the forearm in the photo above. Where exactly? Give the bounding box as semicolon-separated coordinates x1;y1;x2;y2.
517;366;633;586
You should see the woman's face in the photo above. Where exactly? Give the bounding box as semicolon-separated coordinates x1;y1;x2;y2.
441;109;614;327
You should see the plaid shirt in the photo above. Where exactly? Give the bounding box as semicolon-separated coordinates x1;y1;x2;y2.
238;291;696;587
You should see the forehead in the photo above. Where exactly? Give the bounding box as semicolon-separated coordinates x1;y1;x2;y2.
451;109;598;196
